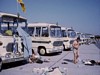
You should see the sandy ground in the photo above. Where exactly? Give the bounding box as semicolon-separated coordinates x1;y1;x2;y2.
0;43;100;75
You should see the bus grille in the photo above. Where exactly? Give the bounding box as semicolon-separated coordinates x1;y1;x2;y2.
53;41;63;46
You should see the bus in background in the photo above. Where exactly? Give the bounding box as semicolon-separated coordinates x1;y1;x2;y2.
76;32;91;44
0;12;28;71
61;27;70;50
27;23;63;55
61;27;77;50
76;32;86;44
67;27;77;47
84;33;91;44
89;34;95;44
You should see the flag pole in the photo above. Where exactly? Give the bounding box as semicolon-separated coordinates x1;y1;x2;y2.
16;0;19;27
17;0;18;13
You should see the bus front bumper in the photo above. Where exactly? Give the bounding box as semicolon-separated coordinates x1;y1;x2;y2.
46;46;63;53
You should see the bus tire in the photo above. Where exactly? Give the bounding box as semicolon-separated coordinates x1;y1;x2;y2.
38;48;46;56
63;44;65;51
0;58;2;72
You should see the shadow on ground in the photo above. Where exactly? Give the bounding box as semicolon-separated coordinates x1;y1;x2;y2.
63;59;73;63
2;60;27;70
44;52;61;56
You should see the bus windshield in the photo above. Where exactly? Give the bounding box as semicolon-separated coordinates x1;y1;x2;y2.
61;30;67;37
68;31;76;38
50;26;61;37
0;12;27;36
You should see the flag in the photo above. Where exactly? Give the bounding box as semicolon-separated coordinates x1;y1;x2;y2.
17;0;26;12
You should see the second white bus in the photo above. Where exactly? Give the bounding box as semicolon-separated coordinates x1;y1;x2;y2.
27;23;63;55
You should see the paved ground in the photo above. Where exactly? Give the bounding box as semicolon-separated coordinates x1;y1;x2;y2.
0;43;100;75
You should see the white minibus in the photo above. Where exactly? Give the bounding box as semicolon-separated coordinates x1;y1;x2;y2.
0;12;28;71
27;23;63;55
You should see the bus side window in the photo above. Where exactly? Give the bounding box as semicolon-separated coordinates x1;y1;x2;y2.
42;32;48;37
28;27;34;36
35;27;41;37
42;27;48;37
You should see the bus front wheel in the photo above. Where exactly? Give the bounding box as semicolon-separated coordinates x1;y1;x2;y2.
38;48;46;56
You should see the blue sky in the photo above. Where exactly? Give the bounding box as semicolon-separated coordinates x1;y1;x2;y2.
0;0;100;35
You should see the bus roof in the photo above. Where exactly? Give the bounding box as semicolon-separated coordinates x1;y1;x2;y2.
28;22;59;27
67;27;74;31
0;12;27;22
61;27;67;30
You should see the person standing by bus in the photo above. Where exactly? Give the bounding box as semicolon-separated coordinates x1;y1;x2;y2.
72;37;80;64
